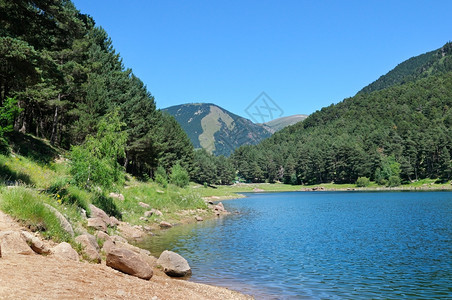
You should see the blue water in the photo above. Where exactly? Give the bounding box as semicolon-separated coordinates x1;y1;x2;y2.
140;191;452;299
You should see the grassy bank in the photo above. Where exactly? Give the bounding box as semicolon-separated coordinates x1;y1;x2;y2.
194;179;452;200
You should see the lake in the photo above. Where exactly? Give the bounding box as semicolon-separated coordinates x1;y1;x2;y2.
139;191;452;299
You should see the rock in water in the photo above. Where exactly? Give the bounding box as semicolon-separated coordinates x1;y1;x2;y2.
157;250;192;277
75;234;101;263
0;231;34;256
106;247;153;280
52;242;79;261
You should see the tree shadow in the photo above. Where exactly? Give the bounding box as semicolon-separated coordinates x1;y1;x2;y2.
0;164;32;185
7;132;59;164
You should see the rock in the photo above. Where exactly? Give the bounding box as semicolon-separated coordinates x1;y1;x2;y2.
87;217;107;232
253;188;265;192
151;209;163;216
95;231;112;243
89;204;112;227
109;216;121;227
0;231;34;256
156;190;164;194
138;202;150;208
21;231;50;255
118;223;145;241
144;211;153;217
195;216;203;222
109;192;125;201
157;250;192;277
43;204;74;237
214;202;225;212
52;242;79;261
139;217;148;221
110;235;128;244
106;247;153;280
75;234;101;263
102;240;115;253
80;208;87;219
159;221;172;229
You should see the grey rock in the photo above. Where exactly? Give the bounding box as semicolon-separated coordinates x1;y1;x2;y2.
159;221;172;229
157;250;191;277
89;204;112;226
109;192;125;201
138;202;150;208
43;204;74;237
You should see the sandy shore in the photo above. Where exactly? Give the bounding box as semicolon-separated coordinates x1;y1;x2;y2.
0;210;252;300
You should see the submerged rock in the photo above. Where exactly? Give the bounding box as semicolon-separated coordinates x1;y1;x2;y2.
157;250;191;277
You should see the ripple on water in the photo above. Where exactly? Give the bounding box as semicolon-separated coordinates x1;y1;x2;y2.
138;191;452;299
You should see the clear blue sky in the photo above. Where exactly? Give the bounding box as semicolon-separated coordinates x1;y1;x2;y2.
72;0;452;119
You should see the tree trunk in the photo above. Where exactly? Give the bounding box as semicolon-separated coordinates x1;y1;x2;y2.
50;94;60;145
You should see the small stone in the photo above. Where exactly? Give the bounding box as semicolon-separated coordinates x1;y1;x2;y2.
144;211;153;217
109;193;125;201
159;221;172;229
151;209;163;216
138;202;150;208
95;231;111;243
139;217;148;221
195;216;203;222
213;202;225;212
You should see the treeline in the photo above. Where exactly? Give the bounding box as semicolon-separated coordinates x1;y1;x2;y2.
0;0;195;180
231;52;452;185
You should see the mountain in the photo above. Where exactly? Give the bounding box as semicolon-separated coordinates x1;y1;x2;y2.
359;42;452;94
163;103;273;156
263;115;308;132
231;42;452;185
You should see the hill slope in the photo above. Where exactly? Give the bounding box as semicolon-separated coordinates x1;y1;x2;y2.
232;43;452;185
164;103;272;156
359;42;452;94
263;115;308;132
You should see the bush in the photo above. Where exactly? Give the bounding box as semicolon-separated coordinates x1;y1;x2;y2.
356;177;370;187
387;176;401;187
154;166;168;188
170;163;189;188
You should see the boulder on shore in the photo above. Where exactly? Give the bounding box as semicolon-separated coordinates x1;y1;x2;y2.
159;221;172;229
106;247;153;280
75;234;101;263
52;242;79;261
43;204;74;237
89;204;112;227
21;231;50;255
87;217;107;232
0;231;34;256
157;250;192;277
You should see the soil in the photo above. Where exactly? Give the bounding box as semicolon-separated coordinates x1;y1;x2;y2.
0;211;252;300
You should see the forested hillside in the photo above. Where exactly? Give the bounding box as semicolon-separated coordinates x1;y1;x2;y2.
232;43;452;185
359;42;452;94
0;0;193;177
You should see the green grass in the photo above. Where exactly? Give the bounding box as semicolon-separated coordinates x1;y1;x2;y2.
0;186;72;242
118;180;207;224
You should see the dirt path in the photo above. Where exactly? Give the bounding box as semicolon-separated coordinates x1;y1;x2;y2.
0;211;252;300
